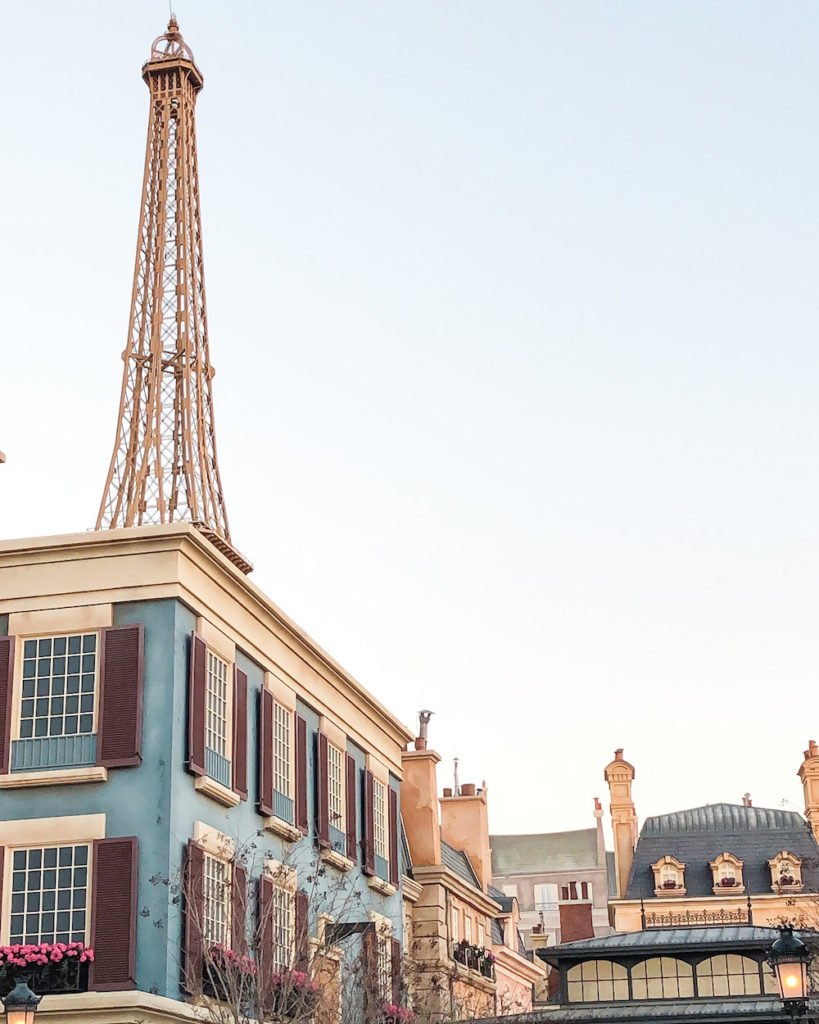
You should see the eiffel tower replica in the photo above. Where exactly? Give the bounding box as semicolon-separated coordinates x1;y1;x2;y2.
97;16;251;574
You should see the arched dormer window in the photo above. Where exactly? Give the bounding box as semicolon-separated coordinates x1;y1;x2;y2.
767;850;803;892
709;852;744;894
651;855;686;896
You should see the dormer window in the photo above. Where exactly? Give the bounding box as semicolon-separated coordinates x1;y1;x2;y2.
651;856;686;896
710;852;744;894
768;851;803;892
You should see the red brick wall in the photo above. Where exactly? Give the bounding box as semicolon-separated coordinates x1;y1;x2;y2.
559;902;594;942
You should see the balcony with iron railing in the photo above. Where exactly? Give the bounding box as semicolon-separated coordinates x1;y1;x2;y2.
452;941;496;981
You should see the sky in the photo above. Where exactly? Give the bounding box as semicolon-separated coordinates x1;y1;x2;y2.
1;1;819;841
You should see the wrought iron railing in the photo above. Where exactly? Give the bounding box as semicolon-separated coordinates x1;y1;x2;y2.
329;824;346;855
205;747;232;787
273;789;294;824
0;961;88;997
644;906;749;929
452;943;496;981
11;734;96;772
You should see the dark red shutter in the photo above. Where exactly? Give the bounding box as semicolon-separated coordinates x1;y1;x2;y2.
345;754;357;862
187;633;207;776
98;625;144;768
232;667;248;799
363;769;376;876
295;715;308;834
391;937;402;1002
183;840;205;994
258;689;274;816
0;637;15;775
89;837;138;991
257;874;274;986
231;861;248;954
294;889;309;971
388;786;399;887
317;732;330;848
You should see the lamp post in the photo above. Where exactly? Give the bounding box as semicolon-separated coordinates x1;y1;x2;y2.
769;926;811;1018
2;978;41;1024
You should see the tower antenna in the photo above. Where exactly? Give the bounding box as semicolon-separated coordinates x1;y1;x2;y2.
96;18;251;574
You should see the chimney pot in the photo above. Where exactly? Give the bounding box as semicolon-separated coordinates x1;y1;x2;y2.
461;783;476;797
614;748;624;761
443;787;452;797
415;737;427;751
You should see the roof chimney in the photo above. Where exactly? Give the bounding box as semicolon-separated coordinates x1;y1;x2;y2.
604;748;637;899
742;793;752;807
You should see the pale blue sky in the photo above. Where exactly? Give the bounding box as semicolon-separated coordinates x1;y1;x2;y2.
1;1;818;836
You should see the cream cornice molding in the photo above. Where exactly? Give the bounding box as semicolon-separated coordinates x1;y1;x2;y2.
0;525;413;766
411;864;502;916
492;944;547;980
38;989;201;1024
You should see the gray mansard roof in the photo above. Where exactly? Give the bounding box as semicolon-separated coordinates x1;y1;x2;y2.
625;803;819;900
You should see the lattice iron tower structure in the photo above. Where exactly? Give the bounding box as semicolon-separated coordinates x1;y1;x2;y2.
97;18;251;574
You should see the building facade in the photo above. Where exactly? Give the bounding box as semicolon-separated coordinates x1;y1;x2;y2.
400;734;546;1021
604;747;819;933
0;525;413;1022
491;800;614;947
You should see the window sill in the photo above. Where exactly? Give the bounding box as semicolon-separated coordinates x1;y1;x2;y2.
772;883;804;893
194;774;240;808
654;887;687;897
367;875;396;897
453;961;496;991
263;815;302;842
712;884;745;895
320;847;354;872
0;766;108;789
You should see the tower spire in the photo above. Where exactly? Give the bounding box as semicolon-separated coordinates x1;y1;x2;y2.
96;19;251;574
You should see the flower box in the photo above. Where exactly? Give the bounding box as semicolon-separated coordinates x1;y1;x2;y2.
719;877;737;887
203;944;256;1002
268;968;321;1018
779;875;796;887
661;880;679;890
382;1003;416;1024
0;943;93;997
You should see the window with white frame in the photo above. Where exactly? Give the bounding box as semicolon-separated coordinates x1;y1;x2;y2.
202;853;230;947
534;882;558;910
273;701;291;798
205;651;230;762
271;882;294;970
19;634;97;741
478;920;485;947
328;743;345;833
373;778;387;863
464;915;472;943
376;926;392;1001
10;844;90;945
451;906;459;944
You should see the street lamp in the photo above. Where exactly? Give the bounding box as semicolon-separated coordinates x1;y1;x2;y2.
2;978;42;1024
769;926;811;1015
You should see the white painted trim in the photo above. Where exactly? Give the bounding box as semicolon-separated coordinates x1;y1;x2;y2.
0;766;108;789
194;773;240;807
263;816;302;843
193;822;235;860
196;617;236;663
9;605;113;636
320;847;354;873
265;671;296;711
0;813;105;845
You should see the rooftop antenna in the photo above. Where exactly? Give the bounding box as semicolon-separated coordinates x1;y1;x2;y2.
453;757;460;797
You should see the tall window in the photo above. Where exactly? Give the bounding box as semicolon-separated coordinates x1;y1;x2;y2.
373;779;387;860
205;651;229;760
560;881;591;901
10;844;89;945
631;958;694;999
328;743;345;831
272;884;294;970
202;854;230;946
376;928;392;1000
19;635;97;739
273;702;291;798
451;906;459;945
566;960;629;1003
464;916;472;943
534;882;558;910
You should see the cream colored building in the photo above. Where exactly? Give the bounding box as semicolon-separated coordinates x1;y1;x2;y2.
604;745;819;933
